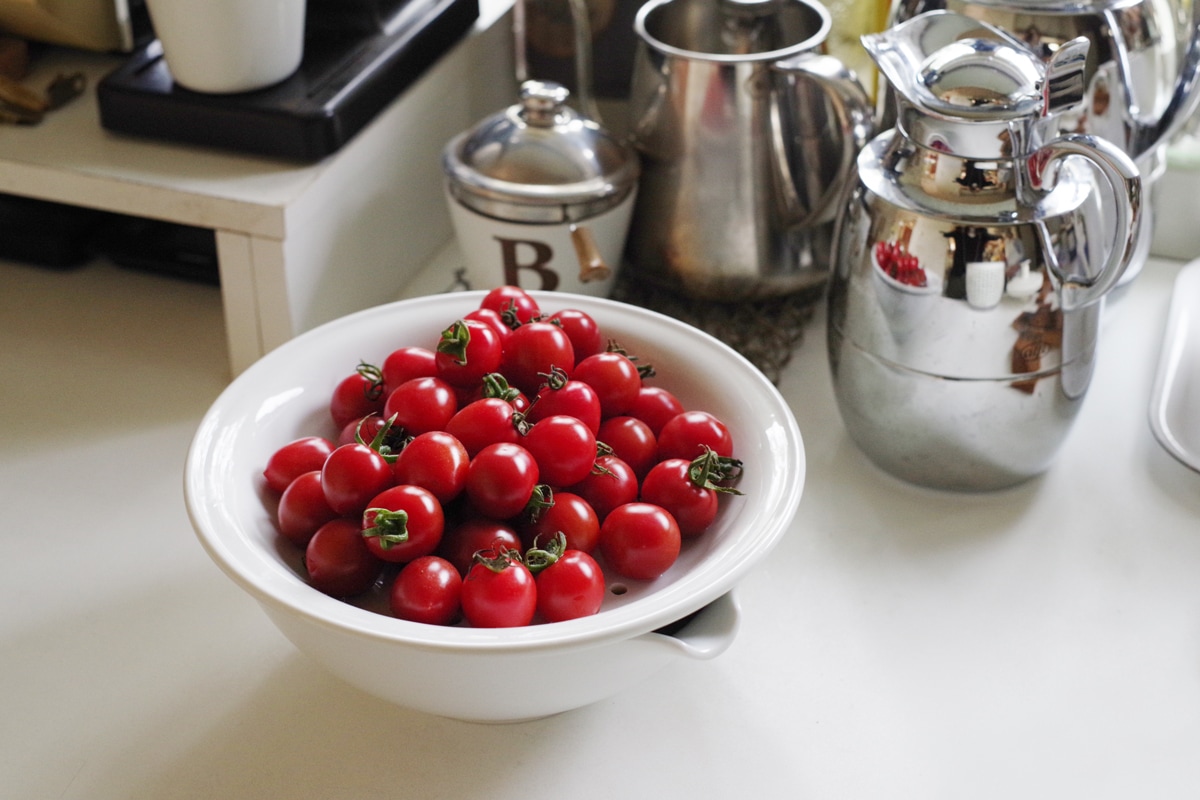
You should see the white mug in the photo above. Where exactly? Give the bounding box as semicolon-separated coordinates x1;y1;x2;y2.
145;0;306;94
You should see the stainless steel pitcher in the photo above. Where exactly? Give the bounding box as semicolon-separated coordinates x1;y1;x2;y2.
623;0;874;299
888;0;1200;288
827;11;1143;491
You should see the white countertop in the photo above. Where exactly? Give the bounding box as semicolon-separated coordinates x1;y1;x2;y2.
2;253;1198;799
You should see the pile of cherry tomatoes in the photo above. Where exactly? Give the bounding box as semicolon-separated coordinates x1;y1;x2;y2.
874;240;929;288
262;286;743;628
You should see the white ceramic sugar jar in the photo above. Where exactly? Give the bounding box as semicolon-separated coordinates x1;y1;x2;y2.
442;80;639;297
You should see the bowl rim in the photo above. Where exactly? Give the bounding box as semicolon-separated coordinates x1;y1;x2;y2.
184;290;805;654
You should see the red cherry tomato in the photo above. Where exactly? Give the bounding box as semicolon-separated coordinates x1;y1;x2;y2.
435;318;503;389
330;363;386;429
656;410;735;461
321;442;395;516
389;555;462;625
381;346;437;393
533;544;605;622
438;516;524;576
464;307;513;344
305;518;383;597
392;431;470;504
361;484;445;563
277;470;339;547
479;285;540;326
572;351;641;418
597;415;657;479
501;321;575;396
445;398;520;457
337;413;391;446
639;457;719;537
630;385;685;436
461;550;537;627
547;308;604;363
520;491;601;553
263;436;335;493
599;502;682;581
383;376;457;436
522;414;597;488
526;375;602;435
567;454;638;522
466;442;541;519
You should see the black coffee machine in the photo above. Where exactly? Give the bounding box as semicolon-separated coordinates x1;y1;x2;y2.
97;0;480;161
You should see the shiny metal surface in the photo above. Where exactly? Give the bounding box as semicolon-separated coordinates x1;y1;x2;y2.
442;80;639;224
623;0;873;299
888;0;1200;286
828;11;1143;491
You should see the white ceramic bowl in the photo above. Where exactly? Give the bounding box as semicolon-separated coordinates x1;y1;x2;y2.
185;290;805;722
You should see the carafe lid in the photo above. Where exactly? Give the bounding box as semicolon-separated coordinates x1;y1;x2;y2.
442;81;639;223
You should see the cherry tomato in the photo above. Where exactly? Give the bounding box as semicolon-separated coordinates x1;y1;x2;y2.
464;307;513;345
657;410;735;460
392;431;469;504
599;502;682;580
572;351;641;418
337;413;391;446
263;436;335;493
526;373;602;435
435;318;503;389
630;385;685;436
381;346;437;393
567;454;638;521
461;549;537;627
361;484;445;563
330;362;386;429
520;491;600;553
547;308;604;363
438;516;524;576
522;414;597;487
383;376;457;436
535;548;605;622
305;518;383;597
277;470;339;547
445;397;520;457
639;458;719;537
501;321;575;396
597;415;657;479
389;555;462;625
466;442;540;519
321;442;395;516
479;285;540;327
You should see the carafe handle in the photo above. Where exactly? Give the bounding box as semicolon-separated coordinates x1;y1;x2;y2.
1031;133;1143;310
769;53;874;228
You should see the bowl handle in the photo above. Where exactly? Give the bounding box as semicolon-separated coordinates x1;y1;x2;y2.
643;591;741;660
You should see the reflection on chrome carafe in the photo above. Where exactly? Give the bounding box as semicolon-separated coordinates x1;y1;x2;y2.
828;11;1143;491
887;0;1200;287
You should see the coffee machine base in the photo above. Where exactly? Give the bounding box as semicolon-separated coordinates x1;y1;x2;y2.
96;0;479;161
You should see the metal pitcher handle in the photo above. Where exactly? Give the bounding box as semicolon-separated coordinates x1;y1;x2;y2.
769;53;874;229
1031;133;1143;310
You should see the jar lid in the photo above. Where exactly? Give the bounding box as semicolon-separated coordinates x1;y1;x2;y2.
442;80;640;224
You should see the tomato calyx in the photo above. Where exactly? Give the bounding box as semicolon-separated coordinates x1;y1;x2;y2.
479;373;523;404
357;413;408;463
355;360;386;401
362;507;412;549
436;319;472;365
604;340;656;379
471;546;524;573
523;484;555;520
523;531;567;575
688;447;745;495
